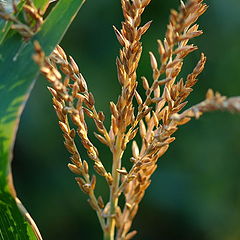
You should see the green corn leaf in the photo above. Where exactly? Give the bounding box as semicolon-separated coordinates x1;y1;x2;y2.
0;0;54;44
0;0;26;44
0;0;85;239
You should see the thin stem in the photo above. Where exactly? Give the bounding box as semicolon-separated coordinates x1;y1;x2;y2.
83;173;106;231
106;133;124;239
103;231;112;240
88;190;106;231
171;94;240;120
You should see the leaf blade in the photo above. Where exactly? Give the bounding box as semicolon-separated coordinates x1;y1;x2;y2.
0;0;85;238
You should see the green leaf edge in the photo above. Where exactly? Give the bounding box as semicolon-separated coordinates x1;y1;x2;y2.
0;0;85;239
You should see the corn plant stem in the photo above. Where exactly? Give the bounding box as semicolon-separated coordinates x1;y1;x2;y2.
105;133;124;240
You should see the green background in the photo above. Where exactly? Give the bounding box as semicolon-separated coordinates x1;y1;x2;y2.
12;0;240;239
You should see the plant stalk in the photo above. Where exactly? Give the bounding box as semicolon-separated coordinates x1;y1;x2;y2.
105;133;124;240
103;231;112;240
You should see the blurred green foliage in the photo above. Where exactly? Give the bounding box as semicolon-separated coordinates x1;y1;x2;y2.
12;0;240;239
